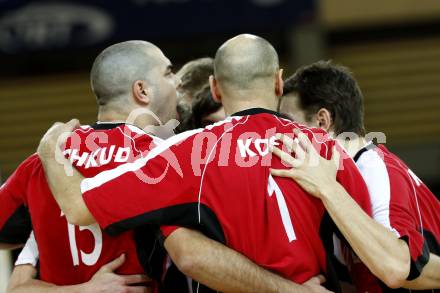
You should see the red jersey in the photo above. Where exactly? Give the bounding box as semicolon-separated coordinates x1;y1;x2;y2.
0;122;163;285
80;109;372;291
351;143;440;292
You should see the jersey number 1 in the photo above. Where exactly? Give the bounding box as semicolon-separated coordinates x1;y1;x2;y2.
267;175;296;242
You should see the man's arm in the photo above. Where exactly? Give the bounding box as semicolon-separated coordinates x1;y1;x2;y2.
402;253;440;289
270;133;410;288
40;153;92;226
165;227;332;293
7;264;57;293
8;255;150;293
0;244;23;250
305;181;438;290
314;182;411;288
37;120;94;226
270;133;438;289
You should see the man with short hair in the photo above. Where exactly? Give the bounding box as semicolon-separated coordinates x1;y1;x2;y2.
274;60;440;291
176;57;214;107
2;40;181;292
37;35;372;292
188;84;225;129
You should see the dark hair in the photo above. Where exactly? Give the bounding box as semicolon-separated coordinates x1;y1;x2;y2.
178;85;222;131
283;61;365;136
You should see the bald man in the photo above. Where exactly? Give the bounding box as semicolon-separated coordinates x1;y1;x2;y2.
34;35;371;292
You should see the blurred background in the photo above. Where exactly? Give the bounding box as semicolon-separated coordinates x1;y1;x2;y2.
0;0;439;290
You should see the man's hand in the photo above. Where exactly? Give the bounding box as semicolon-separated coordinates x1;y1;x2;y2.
37;119;79;159
303;275;333;293
37;119;95;226
271;132;413;289
7;264;39;292
82;254;150;293
7;255;151;293
270;132;340;199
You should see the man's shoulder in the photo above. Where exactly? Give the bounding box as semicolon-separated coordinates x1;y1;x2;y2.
374;145;411;179
356;146;386;172
16;153;42;176
355;144;403;176
1;153;42;194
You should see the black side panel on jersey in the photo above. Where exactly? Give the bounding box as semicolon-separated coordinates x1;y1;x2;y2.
402;234;430;280
106;203;225;293
405;229;440;281
424;229;440;255
0;205;32;244
320;212;343;293
133;225;167;282
162;263;190;293
105;203;225;244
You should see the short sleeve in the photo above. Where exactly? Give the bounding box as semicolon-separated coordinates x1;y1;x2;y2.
387;167;429;280
15;231;39;267
81;131;201;236
0;155;36;244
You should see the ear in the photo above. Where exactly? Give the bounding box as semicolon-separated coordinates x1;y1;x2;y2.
275;69;284;97
132;80;150;105
316;108;333;132
209;75;221;103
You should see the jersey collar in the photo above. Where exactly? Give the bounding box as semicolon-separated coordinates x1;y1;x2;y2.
91;122;125;130
231;107;283;117
91;122;156;137
353;141;376;162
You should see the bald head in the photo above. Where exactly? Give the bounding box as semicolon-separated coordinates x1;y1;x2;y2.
91;40;163;106
214;34;279;91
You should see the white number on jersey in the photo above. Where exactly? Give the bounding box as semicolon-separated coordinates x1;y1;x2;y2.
267;175;296;242
62;212;103;266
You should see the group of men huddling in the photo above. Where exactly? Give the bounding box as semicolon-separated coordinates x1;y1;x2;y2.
1;34;439;293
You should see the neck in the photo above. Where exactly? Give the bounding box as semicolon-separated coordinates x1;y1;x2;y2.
223;93;278;116
335;135;368;158
97;106;160;136
97;108;128;124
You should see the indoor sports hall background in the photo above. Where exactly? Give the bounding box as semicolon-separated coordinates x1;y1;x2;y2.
1;0;440;290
